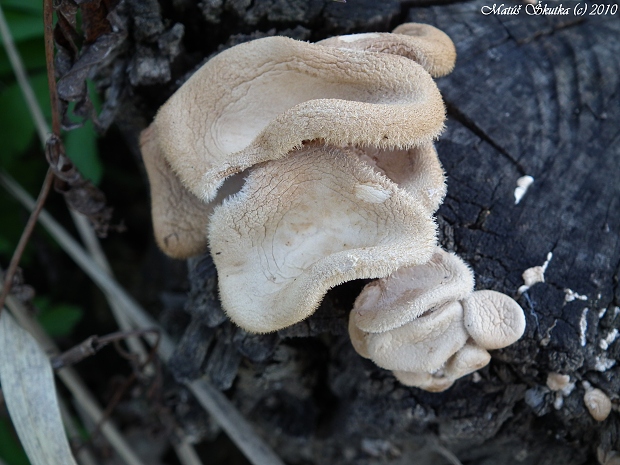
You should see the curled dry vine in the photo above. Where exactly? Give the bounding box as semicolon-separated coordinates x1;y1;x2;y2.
52;328;165;449
51;328;160;370
44;0;115;236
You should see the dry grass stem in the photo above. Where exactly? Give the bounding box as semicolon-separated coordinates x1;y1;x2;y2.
0;4;49;142
70;210;153;370
172;438;204;465
0;172;285;465
3;294;147;465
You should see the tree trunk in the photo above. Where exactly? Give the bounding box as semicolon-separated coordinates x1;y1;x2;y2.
109;1;620;463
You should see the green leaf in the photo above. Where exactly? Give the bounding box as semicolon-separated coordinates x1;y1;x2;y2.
34;297;84;338
0;188;39;265
0;10;44;45
0;233;12;254
0;0;42;14
0;83;36;162
64;121;103;185
0;72;51;166
0;418;30;465
0;37;47;77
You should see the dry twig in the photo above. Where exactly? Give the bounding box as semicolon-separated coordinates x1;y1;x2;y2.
0;5;56;315
0;169;54;315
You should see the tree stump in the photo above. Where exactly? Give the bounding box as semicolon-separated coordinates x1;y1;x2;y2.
108;1;620;463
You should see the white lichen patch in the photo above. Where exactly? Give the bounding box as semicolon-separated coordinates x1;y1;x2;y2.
595;354;616;372
514;175;534;204
564;288;588;302
579;308;589;347
518;252;553;294
339;33;381;43
600;329;619;350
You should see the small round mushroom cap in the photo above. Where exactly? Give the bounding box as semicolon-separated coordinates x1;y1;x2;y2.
462;290;526;350
209;146;437;333
584;388;612;422
153;36;447;202
352;247;474;333
444;342;491;379
546;373;571;392
355;301;469;373
317;23;457;78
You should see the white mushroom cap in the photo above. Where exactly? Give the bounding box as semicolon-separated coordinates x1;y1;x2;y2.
584;387;612;422
350;301;469;373
462;290;526;350
317;23;457;78
393;343;491;392
546;373;571;392
444;342;491;378
347;250;525;390
140;125;245;258
352;142;446;214
140;125;213;258
393;371;455;392
153;36;447;202
352;247;474;333
209;146;437;333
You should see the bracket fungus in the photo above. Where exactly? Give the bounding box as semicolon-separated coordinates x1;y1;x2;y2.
209;146;436;333
140;23;526;391
317;23;457;78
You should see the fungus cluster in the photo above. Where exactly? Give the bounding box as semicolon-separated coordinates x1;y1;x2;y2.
140;23;526;391
350;248;525;391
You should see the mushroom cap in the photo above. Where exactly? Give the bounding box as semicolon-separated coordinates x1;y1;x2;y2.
351;142;446;214
443;342;491;378
392;343;491;392
393;371;455;392
153;35;446;202
546;373;571;392
209;146;437;333
140;125;213;258
462;290;526;350
584;388;612;422
352;247;474;333
140;125;245;258
317;23;457;78
351;301;469;373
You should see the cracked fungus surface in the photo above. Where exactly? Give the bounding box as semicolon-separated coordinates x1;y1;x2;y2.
208;147;436;333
